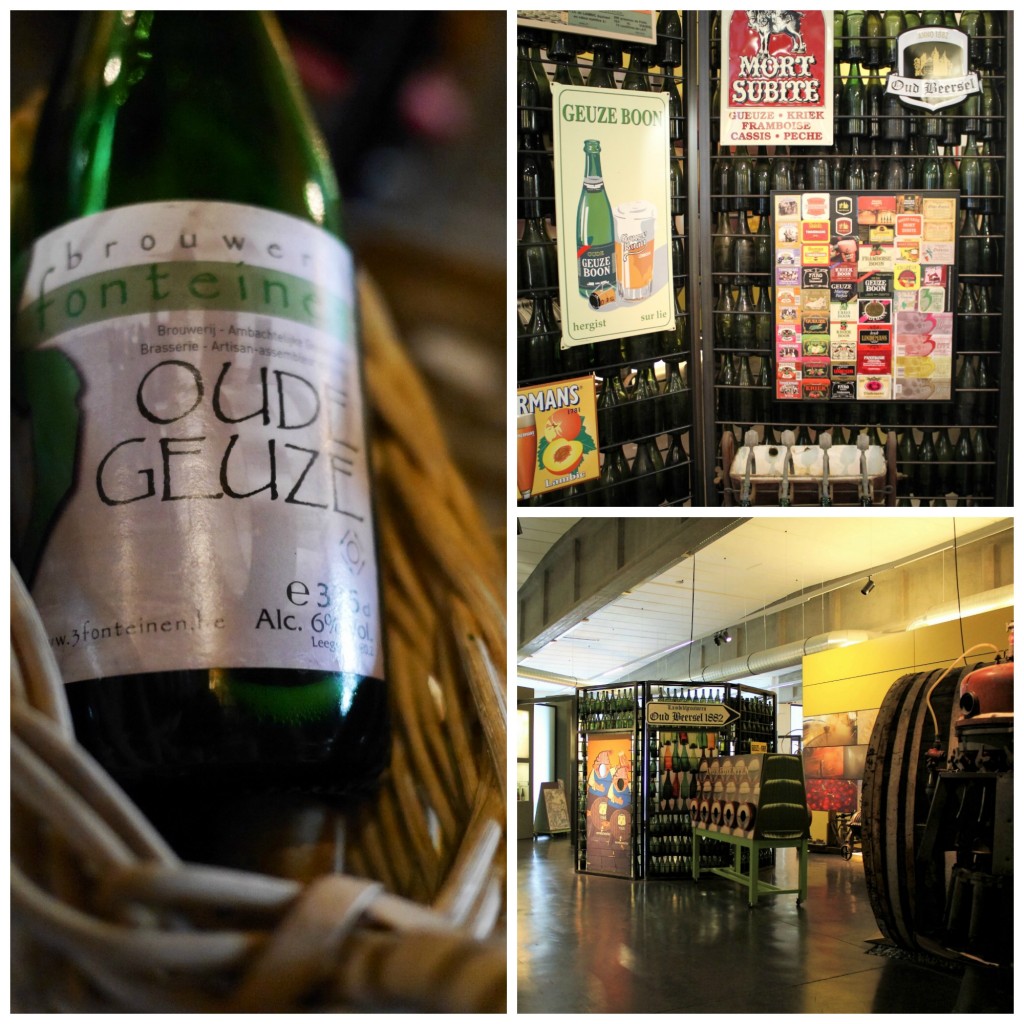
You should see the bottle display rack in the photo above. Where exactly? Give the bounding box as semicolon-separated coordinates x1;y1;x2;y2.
515;11;1013;507
706;10;1010;508
691;752;811;906
643;681;777;879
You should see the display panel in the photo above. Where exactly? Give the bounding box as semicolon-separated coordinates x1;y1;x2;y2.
583;732;635;877
771;189;958;402
720;10;834;147
551;82;675;348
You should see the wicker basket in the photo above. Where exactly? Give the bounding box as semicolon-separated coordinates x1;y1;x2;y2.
10;247;507;1011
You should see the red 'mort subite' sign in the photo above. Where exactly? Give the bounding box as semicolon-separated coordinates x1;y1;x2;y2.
721;9;833;147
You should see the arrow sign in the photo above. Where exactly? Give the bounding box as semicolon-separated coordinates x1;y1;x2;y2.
646;701;741;729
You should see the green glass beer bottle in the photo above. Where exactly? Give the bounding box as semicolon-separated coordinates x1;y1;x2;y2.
519;155;558;292
935;428;954;496
587;38;619;89
883;141;907;190
972;428;992;498
521;294;560;381
806;148;832;191
576;139;616;299
733;212;756;277
663;433;690;506
958;211;981;276
663;359;689;432
904;133;921;188
863;10;884;69
632;363;660;438
733;280;756;348
656;10;683;142
713;209;736;274
978;139;1000;216
917;428;937;499
754;214;772;275
842;61;867;138
866;66;884;140
920;137;942;190
622;44;652;92
959;135;982;210
845;11;866;63
735;353;755;432
978;214;1000;276
754;285;772;350
597;369;629;449
882;11;905;69
954;430;974;504
630;437;665;506
716;282;736;346
549;32;584;87
833;11;848;63
598;445;631;506
12;13;389;801
896;428;917;497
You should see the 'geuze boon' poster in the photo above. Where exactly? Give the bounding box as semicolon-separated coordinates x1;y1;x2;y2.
552;82;674;350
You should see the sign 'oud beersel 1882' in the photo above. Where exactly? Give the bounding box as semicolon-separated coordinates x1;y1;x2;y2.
886;27;979;110
552;82;674;349
721;10;833;147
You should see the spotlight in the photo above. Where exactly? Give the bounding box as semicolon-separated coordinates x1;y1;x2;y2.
861;577;875;596
713;629;732;647
713;631;722;647
723;629;732;643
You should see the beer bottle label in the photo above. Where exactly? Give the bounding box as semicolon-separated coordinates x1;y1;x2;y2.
577;240;615;296
14;200;382;685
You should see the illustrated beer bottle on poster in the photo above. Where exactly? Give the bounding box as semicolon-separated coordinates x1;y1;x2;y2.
552;82;674;350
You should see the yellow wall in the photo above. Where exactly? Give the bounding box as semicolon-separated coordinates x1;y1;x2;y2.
802;608;1010;841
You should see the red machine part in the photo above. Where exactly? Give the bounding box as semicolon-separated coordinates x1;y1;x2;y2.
958;661;1014;719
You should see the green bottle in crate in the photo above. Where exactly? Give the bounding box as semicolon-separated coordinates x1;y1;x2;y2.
12;12;389;804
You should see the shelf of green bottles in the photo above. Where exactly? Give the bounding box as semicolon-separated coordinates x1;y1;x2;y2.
516;12;1010;508
644;681;777;880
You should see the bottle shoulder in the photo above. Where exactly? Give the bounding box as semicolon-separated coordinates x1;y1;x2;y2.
19;11;342;244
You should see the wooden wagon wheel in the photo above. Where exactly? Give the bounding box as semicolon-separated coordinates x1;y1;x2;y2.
861;664;974;952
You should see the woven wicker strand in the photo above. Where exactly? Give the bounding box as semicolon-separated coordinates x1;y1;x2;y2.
11;260;507;1011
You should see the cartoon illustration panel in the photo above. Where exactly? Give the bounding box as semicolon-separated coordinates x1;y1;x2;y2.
584;732;635;877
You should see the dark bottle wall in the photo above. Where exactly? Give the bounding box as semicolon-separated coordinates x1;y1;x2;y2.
515;12;1013;508
708;10;1010;508
517;17;695;508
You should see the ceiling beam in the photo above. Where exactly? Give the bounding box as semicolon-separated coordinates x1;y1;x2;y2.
517;517;745;658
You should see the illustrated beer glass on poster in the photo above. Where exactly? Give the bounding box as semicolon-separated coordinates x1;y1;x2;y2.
720;10;833;147
552;82;674;348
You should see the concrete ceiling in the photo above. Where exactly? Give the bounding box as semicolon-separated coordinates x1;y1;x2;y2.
517;514;1011;696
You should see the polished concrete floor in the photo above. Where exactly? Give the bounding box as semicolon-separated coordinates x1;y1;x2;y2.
517;836;1012;1014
